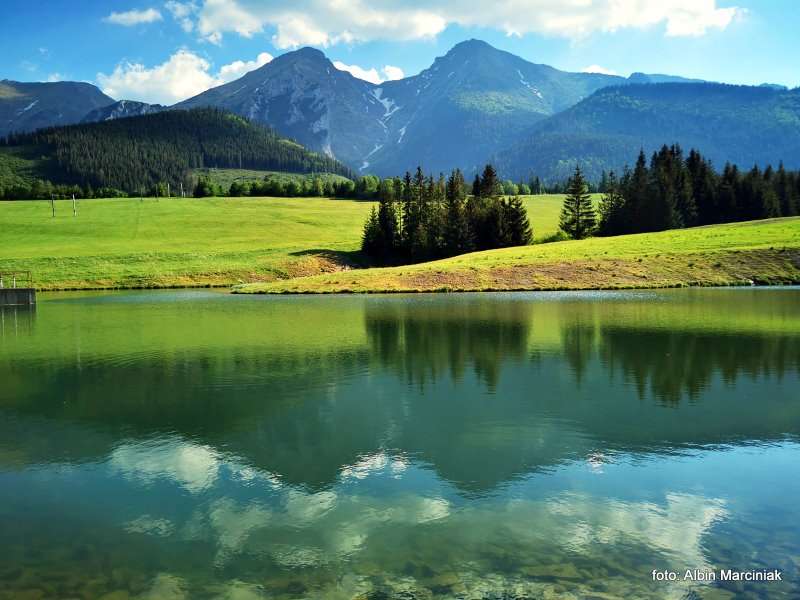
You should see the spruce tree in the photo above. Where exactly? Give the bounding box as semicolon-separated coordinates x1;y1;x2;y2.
444;169;471;255
377;179;399;257
479;164;499;198
503;195;533;246
597;171;626;236
361;207;381;256
559;166;596;239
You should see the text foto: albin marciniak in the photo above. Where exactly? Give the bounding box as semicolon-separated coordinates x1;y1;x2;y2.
652;569;783;582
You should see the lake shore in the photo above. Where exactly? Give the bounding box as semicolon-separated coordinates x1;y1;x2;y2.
235;218;800;294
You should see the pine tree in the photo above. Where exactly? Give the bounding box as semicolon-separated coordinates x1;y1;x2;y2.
479;164;499;198
444;169;471;255
503;195;533;246
377;179;399;257
559;165;596;239
597;171;626;236
361;207;381;256
471;174;481;197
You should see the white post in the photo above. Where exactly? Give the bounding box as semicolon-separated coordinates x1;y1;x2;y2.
167;183;170;198
72;194;76;216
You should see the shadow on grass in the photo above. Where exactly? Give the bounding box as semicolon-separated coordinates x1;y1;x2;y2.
288;248;374;268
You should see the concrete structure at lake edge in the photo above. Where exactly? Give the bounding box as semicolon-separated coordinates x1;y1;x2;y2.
0;272;36;306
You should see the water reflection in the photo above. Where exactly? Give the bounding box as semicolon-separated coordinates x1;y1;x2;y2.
0;289;798;598
0;304;35;338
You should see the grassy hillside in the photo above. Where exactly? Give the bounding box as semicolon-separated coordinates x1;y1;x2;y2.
0;194;577;289
196;168;351;190
2;195;795;292
0;197;372;289
236;218;800;293
0;147;44;189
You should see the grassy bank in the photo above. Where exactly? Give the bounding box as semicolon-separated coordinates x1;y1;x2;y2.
0;194;575;290
235;218;800;294
0;196;372;289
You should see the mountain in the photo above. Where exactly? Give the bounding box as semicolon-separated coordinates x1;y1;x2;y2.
0;80;114;136
627;72;706;84
81;99;165;123
176;40;626;175
176;47;385;169
363;39;625;175
1;108;353;192
493;83;800;182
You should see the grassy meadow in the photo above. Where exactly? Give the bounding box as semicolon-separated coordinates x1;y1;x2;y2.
1;194;798;292
237;218;800;293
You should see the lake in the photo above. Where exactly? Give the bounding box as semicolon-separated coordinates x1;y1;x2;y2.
1;288;798;599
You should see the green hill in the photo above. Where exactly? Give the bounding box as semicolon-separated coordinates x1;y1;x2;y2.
0;108;354;193
236;218;800;293
494;83;800;182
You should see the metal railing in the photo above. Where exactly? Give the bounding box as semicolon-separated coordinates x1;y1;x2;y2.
0;271;33;289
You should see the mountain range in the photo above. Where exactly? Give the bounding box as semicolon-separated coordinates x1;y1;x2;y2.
2;40;798;182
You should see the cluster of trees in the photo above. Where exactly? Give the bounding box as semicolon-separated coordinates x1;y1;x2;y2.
362;165;532;262
558;145;800;240
0;108;353;194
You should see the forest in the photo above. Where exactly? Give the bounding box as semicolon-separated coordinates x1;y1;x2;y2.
589;145;800;237
361;165;532;263
0;108;353;197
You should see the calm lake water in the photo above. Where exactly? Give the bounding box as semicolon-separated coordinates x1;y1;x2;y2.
1;288;799;599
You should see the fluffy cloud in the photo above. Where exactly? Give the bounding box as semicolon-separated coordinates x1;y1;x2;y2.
103;8;163;26
97;49;271;104
582;65;618;76
165;1;198;32
332;61;405;84
217;51;273;82
192;0;742;48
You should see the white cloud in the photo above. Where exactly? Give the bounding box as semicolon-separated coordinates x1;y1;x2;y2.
217;51;273;82
46;73;66;82
381;65;405;81
104;8;163;26
192;0;742;47
97;49;271;104
333;61;405;84
582;64;618;76
165;0;198;32
333;61;382;84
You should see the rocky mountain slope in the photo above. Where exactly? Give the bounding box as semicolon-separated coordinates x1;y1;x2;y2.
0;80;114;136
81;99;165;123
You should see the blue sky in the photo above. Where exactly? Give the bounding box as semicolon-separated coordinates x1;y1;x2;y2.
1;0;797;104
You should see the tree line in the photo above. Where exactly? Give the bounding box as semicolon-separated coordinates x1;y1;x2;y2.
0;108;353;196
559;145;800;240
362;165;532;263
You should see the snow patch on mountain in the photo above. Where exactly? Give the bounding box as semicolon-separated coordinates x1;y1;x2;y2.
517;69;544;99
17;100;39;114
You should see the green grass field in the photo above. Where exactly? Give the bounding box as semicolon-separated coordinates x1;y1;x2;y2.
195;168;351;189
0;194;575;289
1;195;798;292
0;196;373;289
237;218;800;294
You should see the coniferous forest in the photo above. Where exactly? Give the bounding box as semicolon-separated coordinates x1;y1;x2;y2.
361;165;532;263
592;145;800;237
0;108;353;196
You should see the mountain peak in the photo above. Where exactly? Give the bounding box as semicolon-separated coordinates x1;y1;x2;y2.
278;46;328;63
447;39;496;56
